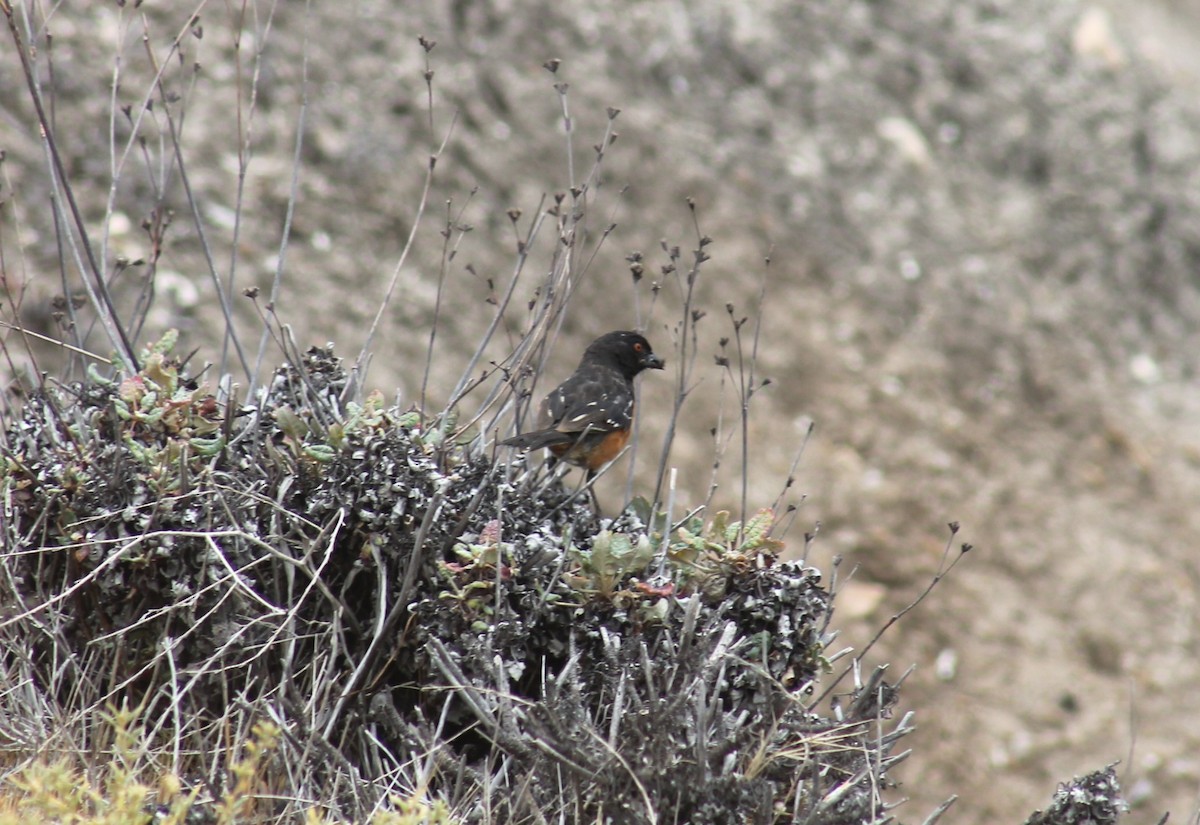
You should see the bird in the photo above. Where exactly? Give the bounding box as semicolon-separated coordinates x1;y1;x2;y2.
502;330;665;482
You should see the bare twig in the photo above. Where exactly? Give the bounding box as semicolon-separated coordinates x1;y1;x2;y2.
346;110;459;403
250;0;314;396
4;3;138;371
813;523;972;708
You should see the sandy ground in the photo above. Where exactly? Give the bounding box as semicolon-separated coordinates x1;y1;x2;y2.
4;0;1200;821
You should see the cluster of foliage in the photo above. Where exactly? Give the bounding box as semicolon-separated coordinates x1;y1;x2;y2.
1;342;902;824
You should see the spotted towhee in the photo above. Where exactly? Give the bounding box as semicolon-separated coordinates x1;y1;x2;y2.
502;330;665;479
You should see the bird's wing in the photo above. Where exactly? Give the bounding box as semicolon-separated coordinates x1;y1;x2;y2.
538;368;632;435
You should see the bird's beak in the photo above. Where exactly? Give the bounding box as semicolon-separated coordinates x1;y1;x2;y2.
642;353;665;370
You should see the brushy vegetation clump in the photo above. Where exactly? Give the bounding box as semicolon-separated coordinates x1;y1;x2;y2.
1;334;892;823
0;329;1127;824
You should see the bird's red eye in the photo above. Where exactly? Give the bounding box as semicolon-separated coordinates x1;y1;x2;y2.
633;342;644;352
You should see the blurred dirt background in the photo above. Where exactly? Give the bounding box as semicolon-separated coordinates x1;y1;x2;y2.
4;0;1200;821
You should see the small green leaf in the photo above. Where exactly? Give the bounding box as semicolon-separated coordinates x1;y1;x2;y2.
396;411;422;429
607;532;633;562
740;508;776;550
149;328;179;355
303;444;336;463
628;534;655;570
626;495;655;525
139;405;165;424
710;510;731;543
87;363;117;386
588;531;617;577
274;407;309;441
143;351;177;391
189;435;225;456
328;422;344;447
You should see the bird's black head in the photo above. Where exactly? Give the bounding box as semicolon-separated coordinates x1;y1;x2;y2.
584;330;665;379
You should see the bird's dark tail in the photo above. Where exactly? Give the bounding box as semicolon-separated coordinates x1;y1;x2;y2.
500;429;573;450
